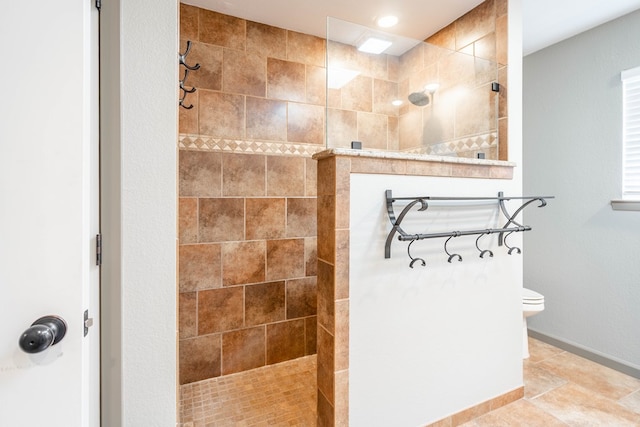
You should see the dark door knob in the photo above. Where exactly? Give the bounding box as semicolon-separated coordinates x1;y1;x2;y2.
19;315;67;354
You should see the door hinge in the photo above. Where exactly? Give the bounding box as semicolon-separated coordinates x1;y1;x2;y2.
96;234;102;266
95;0;101;11
84;310;94;337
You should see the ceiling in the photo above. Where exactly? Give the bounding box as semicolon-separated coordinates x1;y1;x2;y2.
183;0;640;56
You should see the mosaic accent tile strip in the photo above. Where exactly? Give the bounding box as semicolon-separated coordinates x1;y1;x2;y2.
179;134;326;157
404;132;498;157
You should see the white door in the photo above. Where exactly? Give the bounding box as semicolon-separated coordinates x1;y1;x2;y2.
0;0;100;426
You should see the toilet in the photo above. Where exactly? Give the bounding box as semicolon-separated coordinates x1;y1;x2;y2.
522;288;545;359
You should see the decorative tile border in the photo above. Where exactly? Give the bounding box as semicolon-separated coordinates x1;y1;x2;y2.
404;132;498;157
179;134;325;157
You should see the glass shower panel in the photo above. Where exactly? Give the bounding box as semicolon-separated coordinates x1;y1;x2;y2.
326;17;499;160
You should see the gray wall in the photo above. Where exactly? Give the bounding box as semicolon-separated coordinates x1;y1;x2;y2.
523;9;640;372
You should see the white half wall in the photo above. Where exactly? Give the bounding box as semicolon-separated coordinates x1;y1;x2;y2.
523;9;640;371
349;174;524;426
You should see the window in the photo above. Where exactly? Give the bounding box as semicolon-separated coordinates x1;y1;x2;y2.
612;66;640;210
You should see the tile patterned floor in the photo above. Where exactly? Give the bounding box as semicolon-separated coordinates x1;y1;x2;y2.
179;338;640;426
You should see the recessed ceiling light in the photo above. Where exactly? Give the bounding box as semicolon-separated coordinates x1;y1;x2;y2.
377;15;398;28
392;99;403;106
357;37;393;54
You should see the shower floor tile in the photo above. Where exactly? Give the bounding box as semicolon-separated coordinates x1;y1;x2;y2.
179;355;317;426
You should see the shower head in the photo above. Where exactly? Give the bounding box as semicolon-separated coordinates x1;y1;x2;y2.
408;91;430;106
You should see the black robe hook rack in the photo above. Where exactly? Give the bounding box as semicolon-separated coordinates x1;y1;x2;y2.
384;189;553;267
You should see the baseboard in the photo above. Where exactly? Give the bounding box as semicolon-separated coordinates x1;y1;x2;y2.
528;329;640;379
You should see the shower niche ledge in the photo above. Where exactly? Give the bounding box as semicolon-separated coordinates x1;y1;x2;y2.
312;148;516;180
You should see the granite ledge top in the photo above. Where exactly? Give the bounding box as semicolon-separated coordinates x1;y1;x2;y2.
312;148;516;167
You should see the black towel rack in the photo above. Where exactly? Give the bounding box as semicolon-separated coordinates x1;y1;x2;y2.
384;190;553;267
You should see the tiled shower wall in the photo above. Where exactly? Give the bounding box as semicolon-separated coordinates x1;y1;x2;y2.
177;0;509;384
178;151;318;384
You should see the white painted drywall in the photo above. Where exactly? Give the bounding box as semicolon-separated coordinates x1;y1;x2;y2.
523;9;640;370
101;0;178;425
349;175;524;426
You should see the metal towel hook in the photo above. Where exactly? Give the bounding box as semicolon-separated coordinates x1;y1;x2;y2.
503;231;522;255
178;40;201;71
444;233;462;263
407;239;426;268
475;230;494;259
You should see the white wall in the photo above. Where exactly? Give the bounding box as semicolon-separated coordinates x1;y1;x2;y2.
350;175;524;426
101;0;178;425
523;9;640;372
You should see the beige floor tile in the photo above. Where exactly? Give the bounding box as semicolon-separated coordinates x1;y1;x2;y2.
527;337;565;364
523;363;567;399
530;382;640;426
620;390;640;415
463;399;567;427
536;351;640;401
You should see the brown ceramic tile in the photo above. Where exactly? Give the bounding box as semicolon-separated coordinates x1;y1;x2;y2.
451;164;492;178
317;261;335;333
198;90;245;139
266;238;305;281
455;87;496;138
456;0;495;51
179;334;221;384
316;325;335;403
474;32;496;62
373;79;399;116
357;112;388;150
350;157;407;175
245;198;285;240
619;389;640;414
527;338;566;363
180;4;199;41
316;195;336;263
222;240;266;286
496;0;508;16
452;399;493;425
498;66;508;119
342;75;372;113
181;40;222;91
405;159;453;177
222;326;266;375
199;9;245;50
498;118;508;161
327;108;357;149
317;388;335;427
223;49;266;97
286;276;317;319
334;229;349;300
179;244;221;292
334;299;349;371
266;156;305;196
334;370;349;426
246;96;287;141
496;14;508;66
536;351;640;401
426;23;456;51
287;31;325;68
388;116;399;150
398;108;423;151
306;65;327;106
246;21;286;59
179;198;198;244
245;281;286;326
179;90;198;134
305;158;318;197
222;153;266;197
305;316;317;355
531;382;640;425
287;198;317;238
198;287;244;334
316;157;336;196
267;58;306;102
304;237;318;276
288;102;325;144
179;292;197;339
198;198;244;242
266;319;305;364
179;150;222;197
